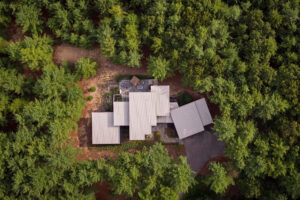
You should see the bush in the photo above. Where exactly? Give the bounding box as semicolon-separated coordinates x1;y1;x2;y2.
86;96;93;101
154;131;161;141
105;102;112;111
113;87;119;94
105;92;111;99
89;87;96;92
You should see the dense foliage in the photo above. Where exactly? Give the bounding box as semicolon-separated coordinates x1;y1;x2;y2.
0;0;299;199
106;144;194;199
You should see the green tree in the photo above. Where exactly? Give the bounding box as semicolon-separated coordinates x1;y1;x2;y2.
0;37;9;53
8;35;53;70
15;4;43;35
147;56;172;81
205;162;234;195
74;57;98;80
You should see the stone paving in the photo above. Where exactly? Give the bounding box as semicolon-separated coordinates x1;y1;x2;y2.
152;124;182;144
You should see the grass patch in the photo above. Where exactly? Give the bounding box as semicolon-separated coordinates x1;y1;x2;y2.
96;141;156;154
116;74;154;83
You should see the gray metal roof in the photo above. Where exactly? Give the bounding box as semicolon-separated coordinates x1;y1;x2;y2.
194;98;213;126
92;112;120;144
129;92;157;140
170;98;213;139
171;102;204;139
157;102;179;123
113;102;129;126
151;86;170;116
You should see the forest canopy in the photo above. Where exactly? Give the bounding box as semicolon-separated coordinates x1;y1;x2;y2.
0;0;299;199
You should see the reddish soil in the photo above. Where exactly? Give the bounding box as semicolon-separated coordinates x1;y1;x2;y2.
164;144;186;159
95;182;127;200
7;22;24;42
70;130;116;160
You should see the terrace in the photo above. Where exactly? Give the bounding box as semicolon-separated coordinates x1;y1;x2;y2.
118;77;158;101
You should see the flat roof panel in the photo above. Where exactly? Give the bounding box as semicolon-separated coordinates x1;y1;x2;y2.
92;112;120;144
129;92;156;140
151;86;170;116
113;102;129;126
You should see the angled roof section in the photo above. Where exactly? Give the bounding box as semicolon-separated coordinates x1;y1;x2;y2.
113;102;129;126
171;98;213;139
151;86;170;116
171;102;204;139
92;112;120;144
129;92;157;140
194;98;213;126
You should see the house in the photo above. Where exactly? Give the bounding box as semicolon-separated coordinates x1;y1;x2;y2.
92;79;213;144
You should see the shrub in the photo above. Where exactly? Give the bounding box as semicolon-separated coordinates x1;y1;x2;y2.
154;131;161;141
97;141;155;153
105;92;111;99
105;102;112;111
146;134;153;139
60;61;73;74
86;96;93;101
113;87;119;94
89;87;96;92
